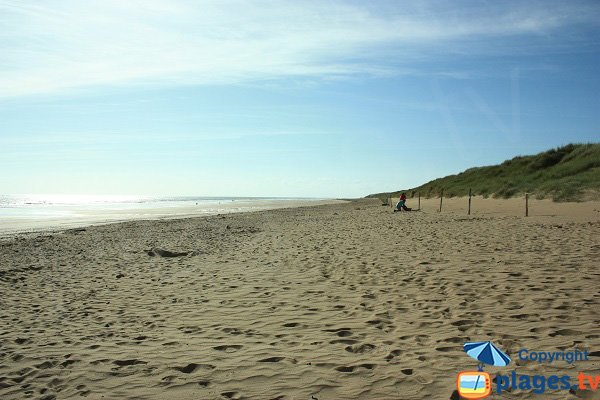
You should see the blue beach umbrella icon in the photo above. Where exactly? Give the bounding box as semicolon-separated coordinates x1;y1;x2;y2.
464;341;511;370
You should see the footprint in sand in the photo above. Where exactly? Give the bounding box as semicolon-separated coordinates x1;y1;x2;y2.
258;357;285;363
345;343;376;354
222;327;243;335
335;364;376;373
178;326;203;334
173;363;215;374
435;346;456;353
35;360;58;369
221;391;242;399
450;319;474;331
330;339;358;345
550;329;583;337
213;345;243;353
323;327;353;337
366;319;394;331
113;359;147;367
60;359;78;368
0;378;12;390
385;349;402;361
440;336;467;344
75;384;90;396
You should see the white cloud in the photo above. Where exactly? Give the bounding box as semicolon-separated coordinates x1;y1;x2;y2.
0;0;597;97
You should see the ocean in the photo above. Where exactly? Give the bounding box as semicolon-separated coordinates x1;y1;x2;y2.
0;194;325;235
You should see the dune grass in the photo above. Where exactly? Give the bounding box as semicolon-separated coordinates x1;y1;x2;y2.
368;143;600;202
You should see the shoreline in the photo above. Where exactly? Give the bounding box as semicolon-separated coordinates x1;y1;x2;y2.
0;198;345;238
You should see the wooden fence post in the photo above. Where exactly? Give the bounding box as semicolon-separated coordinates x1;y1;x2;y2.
439;189;444;212
468;188;472;215
525;193;529;217
418;192;421;211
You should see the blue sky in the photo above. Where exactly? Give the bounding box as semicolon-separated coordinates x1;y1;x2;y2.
1;0;599;198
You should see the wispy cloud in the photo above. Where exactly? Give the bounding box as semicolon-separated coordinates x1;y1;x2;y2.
0;128;331;146
0;0;597;97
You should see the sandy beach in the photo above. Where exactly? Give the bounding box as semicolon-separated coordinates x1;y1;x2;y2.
1;197;600;399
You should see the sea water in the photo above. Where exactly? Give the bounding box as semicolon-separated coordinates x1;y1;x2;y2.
0;194;322;234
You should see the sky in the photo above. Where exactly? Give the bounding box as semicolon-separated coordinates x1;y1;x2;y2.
1;0;599;198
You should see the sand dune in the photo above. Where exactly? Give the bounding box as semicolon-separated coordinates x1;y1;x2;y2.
1;198;599;399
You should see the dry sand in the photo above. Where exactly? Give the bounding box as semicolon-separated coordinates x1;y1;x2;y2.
1;197;600;399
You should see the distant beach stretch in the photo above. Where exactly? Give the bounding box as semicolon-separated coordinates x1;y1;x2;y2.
0;195;337;235
1;198;599;399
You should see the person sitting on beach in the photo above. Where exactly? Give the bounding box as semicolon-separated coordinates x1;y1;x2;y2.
394;193;411;212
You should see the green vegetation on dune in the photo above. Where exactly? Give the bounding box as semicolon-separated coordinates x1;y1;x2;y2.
368;143;600;202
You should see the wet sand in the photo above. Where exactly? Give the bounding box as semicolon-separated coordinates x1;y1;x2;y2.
0;199;340;236
1;197;599;399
